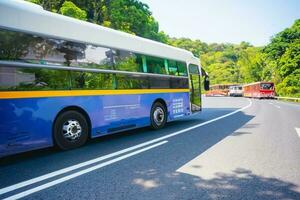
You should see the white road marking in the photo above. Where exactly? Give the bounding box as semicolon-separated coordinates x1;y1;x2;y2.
0;139;166;195
0;99;252;196
3;140;168;200
296;128;300;138
274;105;281;109
269;102;280;108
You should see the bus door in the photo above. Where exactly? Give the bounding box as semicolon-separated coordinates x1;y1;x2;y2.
188;64;201;112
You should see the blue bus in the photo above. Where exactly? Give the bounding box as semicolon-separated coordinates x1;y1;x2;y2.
0;1;209;157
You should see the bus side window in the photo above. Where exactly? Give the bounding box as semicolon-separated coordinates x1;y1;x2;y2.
149;76;170;89
116;74;149;89
0;67;70;91
135;55;145;73
177;62;188;76
70;71;113;90
145;56;166;75
113;50;142;73
168;60;178;76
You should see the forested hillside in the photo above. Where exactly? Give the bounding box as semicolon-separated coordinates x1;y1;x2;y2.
30;0;300;97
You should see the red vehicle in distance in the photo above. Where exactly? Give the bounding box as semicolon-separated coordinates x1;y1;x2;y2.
243;82;275;99
206;84;239;97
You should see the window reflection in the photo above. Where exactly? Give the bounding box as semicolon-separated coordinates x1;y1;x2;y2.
168;60;179;76
149;76;170;89
146;56;166;74
0;29;190;91
178;62;188;76
71;71;113;90
0;67;69;91
114;51;142;72
260;83;274;90
0;66;189;91
116;74;149;89
0;29;188;77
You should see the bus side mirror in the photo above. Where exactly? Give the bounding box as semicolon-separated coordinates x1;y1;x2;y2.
204;76;209;91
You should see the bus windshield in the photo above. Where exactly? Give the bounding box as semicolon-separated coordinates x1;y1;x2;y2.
260;83;274;90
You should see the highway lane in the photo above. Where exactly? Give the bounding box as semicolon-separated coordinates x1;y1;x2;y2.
0;97;300;200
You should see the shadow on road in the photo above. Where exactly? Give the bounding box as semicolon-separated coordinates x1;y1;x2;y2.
3;107;292;200
131;168;300;200
0;107;258;191
0;108;246;165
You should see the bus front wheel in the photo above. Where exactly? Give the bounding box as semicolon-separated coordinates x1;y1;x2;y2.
53;110;89;150
150;102;167;129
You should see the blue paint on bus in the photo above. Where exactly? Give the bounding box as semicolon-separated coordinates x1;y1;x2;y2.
0;92;190;157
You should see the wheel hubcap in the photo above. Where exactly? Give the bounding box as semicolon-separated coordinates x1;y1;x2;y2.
62;120;82;141
153;107;164;126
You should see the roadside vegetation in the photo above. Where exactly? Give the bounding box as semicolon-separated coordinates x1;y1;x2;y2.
29;0;300;97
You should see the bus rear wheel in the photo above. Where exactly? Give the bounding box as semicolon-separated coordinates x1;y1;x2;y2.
150;102;167;129
53;110;89;150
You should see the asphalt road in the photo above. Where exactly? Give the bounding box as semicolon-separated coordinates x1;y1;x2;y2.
1;97;300;200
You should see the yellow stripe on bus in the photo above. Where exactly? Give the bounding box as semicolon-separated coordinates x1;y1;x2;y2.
0;89;190;99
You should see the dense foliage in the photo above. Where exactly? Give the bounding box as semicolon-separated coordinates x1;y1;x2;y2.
263;20;300;97
29;0;300;97
29;0;168;42
168;21;300;97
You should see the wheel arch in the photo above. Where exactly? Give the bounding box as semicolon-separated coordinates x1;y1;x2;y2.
153;98;168;112
152;98;169;120
53;106;92;140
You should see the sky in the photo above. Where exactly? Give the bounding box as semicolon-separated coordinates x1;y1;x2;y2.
141;0;300;46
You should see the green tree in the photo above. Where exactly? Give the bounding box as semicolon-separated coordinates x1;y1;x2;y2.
59;1;87;20
28;0;63;12
238;47;264;83
276;40;300;97
169;38;209;57
263;19;300;96
28;0;166;42
25;1;300;96
105;0;166;42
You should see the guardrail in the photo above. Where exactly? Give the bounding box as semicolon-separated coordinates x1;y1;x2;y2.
275;96;300;103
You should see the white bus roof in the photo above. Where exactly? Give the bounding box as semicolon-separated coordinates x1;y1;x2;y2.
0;0;200;66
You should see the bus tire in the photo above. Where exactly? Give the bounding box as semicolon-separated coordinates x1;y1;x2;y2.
53;110;89;150
150;102;167;130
